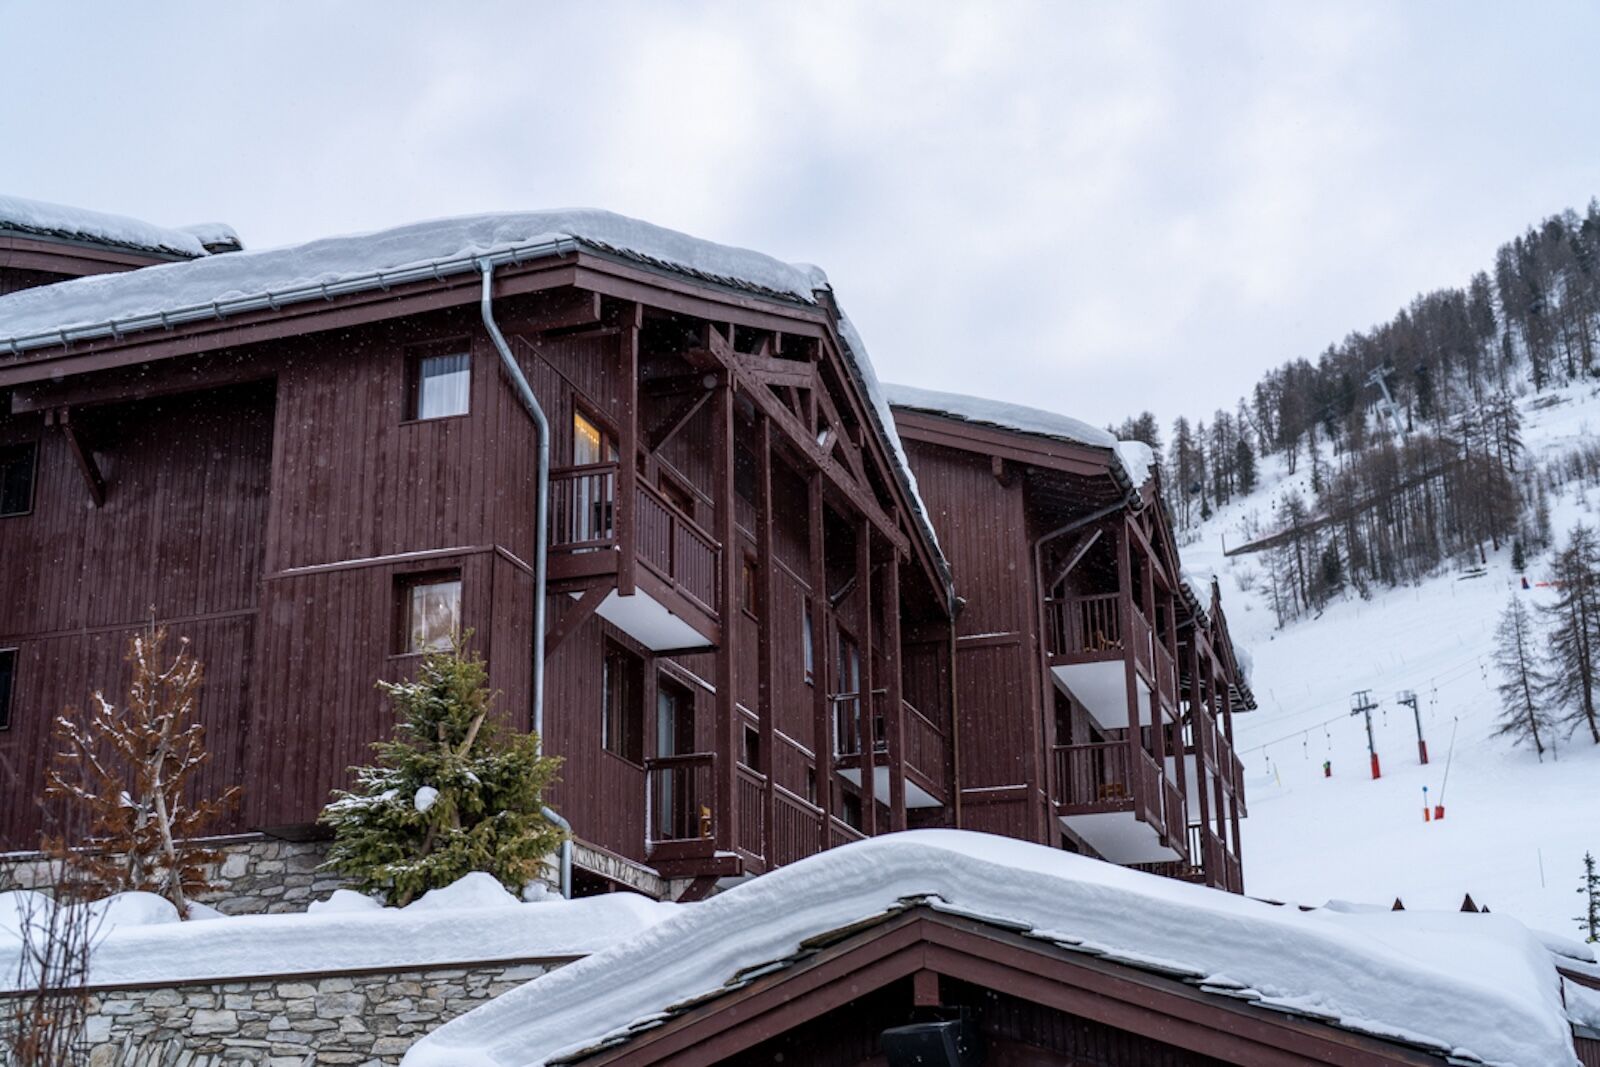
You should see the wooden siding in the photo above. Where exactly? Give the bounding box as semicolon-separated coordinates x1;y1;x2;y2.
0;382;274;848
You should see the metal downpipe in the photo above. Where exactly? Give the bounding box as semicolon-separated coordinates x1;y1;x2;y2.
478;261;571;899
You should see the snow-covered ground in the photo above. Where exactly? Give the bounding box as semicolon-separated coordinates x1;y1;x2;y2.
1184;380;1600;936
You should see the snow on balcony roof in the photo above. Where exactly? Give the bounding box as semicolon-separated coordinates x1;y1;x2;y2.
884;383;1150;490
0;208;949;598
0;193;210;259
404;830;1576;1067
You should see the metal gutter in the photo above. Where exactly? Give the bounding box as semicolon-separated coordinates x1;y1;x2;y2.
1;236;582;356
477;259;570;900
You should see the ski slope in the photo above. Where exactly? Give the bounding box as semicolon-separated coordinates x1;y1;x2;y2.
1183;381;1600;937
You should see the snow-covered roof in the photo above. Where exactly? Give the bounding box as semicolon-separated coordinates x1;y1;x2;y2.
0;207;949;600
884;383;1150;490
404;831;1577;1067
0;873;676;990
0;193;211;260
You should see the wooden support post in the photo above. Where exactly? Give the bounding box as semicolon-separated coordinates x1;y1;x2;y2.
617;303;641;597
1188;639;1210;880
885;550;906;832
712;376;737;855
757;415;777;865
858;517;877;837
1117;522;1142;812
808;471;832;852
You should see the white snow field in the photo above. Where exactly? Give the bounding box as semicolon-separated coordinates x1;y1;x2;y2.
1183;379;1600;937
405;830;1579;1067
0;872;677;990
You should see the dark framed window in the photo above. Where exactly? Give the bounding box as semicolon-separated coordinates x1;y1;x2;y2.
603;643;644;765
740;555;760;618
0;443;37;517
396;571;461;654
742;723;760;770
802;601;815;683
0;649;14;732
805;766;817;805
407;347;471;420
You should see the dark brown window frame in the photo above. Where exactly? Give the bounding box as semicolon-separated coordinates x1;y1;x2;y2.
0;647;15;732
402;338;473;424
0;441;38;519
602;641;645;767
393;568;463;656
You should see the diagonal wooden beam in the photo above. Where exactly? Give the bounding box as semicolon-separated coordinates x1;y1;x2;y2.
734;352;817;391
544;581;612;658
54;407;105;508
647;387;713;453
1046;528;1103;594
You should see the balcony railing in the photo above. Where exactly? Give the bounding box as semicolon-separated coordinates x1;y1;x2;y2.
1163;777;1186;856
1053;740;1164;830
549;463;721;614
903;698;947;791
1045;592;1154;678
645;752;715;847
735;763;767;863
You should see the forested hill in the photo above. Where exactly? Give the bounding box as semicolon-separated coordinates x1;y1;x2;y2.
1115;198;1600;622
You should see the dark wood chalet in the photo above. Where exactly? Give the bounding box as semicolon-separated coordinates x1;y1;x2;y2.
887;387;1253;892
0;206;956;894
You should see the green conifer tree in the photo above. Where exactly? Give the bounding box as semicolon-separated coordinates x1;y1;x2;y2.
320;638;563;906
1580;851;1600;943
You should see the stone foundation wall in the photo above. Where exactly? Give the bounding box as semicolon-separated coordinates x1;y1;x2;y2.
2;837;346;916
62;957;573;1066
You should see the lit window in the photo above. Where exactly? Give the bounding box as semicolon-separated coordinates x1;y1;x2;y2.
409;351;470;420
573;409;617;466
0;443;37;517
401;573;461;653
0;648;14;731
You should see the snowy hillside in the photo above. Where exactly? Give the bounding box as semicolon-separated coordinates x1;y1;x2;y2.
1184;380;1600;936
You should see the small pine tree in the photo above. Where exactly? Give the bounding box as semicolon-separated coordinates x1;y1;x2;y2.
45;626;239;918
321;637;564;906
1579;851;1599;943
1511;538;1527;573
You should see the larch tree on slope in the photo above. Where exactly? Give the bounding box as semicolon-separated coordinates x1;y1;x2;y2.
320;637;564;906
45;626;239;919
1491;596;1551;759
1580;852;1599;943
1541;525;1600;746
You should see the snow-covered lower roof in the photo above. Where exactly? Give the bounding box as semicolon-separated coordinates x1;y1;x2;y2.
0;193;211;260
0;873;676;990
884;383;1150;490
0;207;949;601
404;831;1576;1067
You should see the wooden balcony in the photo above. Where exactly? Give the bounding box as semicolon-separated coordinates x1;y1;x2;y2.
1045;592;1177;730
548;463;721;650
644;752;738;878
1053;741;1162;829
833;693;948;809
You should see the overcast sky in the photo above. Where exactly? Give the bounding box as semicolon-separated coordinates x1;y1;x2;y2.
4;2;1598;431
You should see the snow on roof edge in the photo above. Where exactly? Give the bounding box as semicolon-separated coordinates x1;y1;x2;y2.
404;831;1577;1067
883;382;1147;492
0;193;209;259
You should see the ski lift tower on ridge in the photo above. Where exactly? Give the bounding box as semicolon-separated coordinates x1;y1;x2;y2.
1366;365;1405;441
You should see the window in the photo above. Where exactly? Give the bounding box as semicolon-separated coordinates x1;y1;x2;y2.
802;601;815;683
603;644;644;764
804;766;817;805
408;349;470;420
740;555;760;618
657;471;695;517
840;791;862;830
398;572;461;653
0;649;14;732
0;443;37;517
573;409;617;466
742;724;761;770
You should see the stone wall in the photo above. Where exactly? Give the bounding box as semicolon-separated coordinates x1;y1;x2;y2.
64;957;574;1066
